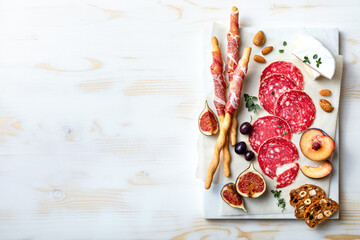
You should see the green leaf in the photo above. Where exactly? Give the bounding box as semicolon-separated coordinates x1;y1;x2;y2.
303;56;311;64
283;41;287;46
279;49;284;53
282;130;287;135
313;54;318;59
277;125;282;128
316;58;322;68
252;96;258;100
244;94;249;99
255;104;260;109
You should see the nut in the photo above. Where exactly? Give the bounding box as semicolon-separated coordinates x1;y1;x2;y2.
253;31;266;46
309;189;317;196
319;89;332;96
262;46;273;55
319;199;328;204
324;210;332;217
319;99;334;113
304;199;312;205
316;213;324;219
254;55;266;63
299;191;307;198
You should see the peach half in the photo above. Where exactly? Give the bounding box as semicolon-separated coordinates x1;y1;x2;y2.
300;128;335;161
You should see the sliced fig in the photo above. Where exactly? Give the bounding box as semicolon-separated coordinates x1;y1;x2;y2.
198;101;219;136
236;163;266;198
220;183;247;212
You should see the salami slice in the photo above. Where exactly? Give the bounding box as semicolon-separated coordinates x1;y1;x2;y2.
261;61;304;90
259;74;301;114
249;116;292;153
274;90;316;133
257;137;299;179
276;163;299;188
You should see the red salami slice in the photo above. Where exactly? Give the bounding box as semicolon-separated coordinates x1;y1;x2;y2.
259;74;301;114
274;90;316;133
249;116;292;153
276;163;299;188
257;137;299;179
261;61;304;90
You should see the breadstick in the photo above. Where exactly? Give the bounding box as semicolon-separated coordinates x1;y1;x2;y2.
226;6;241;146
210;37;231;177
205;46;252;189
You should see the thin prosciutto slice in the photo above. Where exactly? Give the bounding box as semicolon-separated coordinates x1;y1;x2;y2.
227;7;240;84
211;47;226;117
225;56;248;114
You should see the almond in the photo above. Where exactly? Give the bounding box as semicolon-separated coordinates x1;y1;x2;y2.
254;55;266;63
319;89;332;96
253;31;266;46
262;46;273;55
319;99;334;113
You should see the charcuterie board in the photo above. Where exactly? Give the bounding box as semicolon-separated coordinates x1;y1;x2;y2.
196;24;342;219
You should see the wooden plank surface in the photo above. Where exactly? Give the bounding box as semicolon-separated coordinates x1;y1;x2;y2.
0;0;359;239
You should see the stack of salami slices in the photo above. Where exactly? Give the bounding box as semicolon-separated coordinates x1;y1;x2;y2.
249;61;316;188
259;61;315;133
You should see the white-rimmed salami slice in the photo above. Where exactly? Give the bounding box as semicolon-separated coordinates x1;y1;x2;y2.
257;137;299;179
259;74;301;114
276;163;299;188
261;61;304;90
274;90;316;133
249;116;292;153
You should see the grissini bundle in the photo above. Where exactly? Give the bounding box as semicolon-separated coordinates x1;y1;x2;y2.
227;6;241;147
205;46;252;189
210;36;231;177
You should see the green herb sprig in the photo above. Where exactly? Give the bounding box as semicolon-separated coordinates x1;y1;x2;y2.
316;58;322;68
271;190;286;212
303;56;311;64
244;94;261;113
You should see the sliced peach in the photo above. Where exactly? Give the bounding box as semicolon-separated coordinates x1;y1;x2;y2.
300;160;333;179
300;128;335;161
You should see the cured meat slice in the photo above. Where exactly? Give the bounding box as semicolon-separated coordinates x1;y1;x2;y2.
259;74;301;114
249;116;292;153
211;47;227;117
261;61;304;90
274;90;316;133
257;137;299;179
276;163;299;188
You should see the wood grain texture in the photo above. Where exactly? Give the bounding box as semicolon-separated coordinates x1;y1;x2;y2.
0;0;359;239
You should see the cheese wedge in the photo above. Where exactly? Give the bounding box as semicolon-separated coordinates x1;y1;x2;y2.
292;36;336;80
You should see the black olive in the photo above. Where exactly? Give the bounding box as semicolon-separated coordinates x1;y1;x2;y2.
244;150;255;161
235;141;247;155
240;122;252;134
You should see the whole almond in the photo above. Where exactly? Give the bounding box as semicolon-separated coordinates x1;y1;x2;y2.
319;89;332;96
319;99;334;113
262;46;273;55
254;55;266;63
253;31;266;46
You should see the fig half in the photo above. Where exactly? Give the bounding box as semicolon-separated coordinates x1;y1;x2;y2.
220;183;247;212
236;163;266;198
198;101;219;136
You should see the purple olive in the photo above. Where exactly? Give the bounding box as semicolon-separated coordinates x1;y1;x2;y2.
235;141;247;155
240;122;252;134
244;151;255;161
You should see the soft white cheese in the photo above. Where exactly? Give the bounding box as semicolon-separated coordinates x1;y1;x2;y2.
292;35;336;80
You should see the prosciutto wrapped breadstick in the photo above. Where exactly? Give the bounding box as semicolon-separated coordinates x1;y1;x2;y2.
210;37;231;177
227;6;241;146
205;46;252;189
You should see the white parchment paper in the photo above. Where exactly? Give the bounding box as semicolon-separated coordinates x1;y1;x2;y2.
196;23;343;216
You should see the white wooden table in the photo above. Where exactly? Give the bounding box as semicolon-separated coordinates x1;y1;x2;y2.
0;0;359;239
